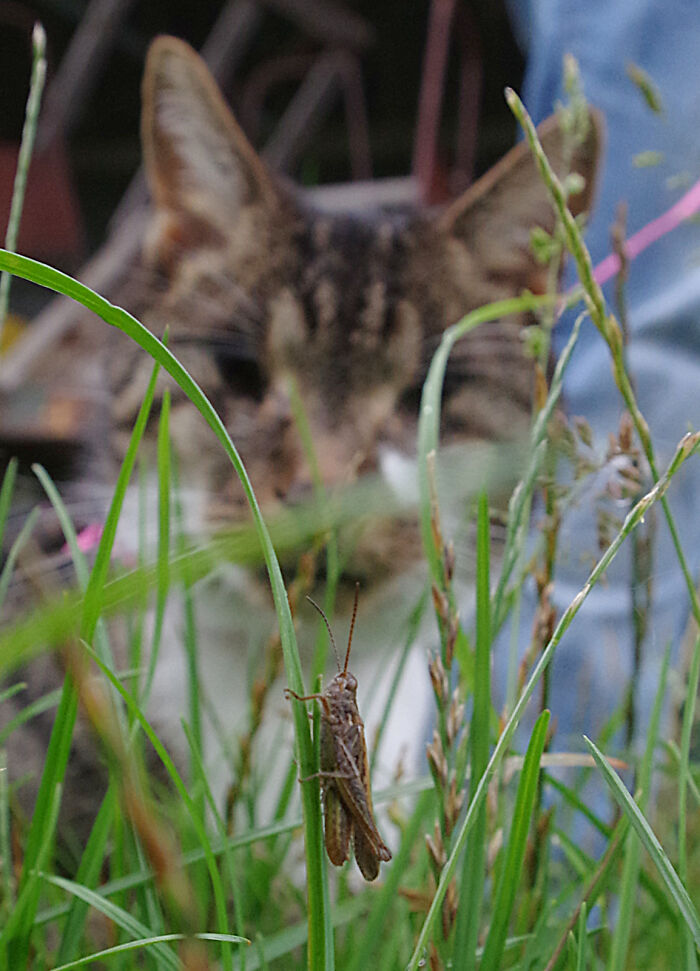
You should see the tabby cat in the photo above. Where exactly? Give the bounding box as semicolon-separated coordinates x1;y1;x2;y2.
0;37;600;841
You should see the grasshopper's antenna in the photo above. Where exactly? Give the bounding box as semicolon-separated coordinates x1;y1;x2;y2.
306;596;341;671
344;582;360;674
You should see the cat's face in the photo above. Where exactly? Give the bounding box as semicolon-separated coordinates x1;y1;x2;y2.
102;37;600;553
1;36;600;580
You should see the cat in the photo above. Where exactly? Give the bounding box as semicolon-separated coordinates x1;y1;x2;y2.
0;36;600;846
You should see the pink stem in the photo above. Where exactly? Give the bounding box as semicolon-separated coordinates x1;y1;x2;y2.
592;177;700;285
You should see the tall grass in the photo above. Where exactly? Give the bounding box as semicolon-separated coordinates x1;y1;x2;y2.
0;70;698;971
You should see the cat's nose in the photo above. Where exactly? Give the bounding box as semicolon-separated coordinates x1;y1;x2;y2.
261;386;294;431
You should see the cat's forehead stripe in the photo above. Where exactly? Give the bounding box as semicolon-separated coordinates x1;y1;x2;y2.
314;278;338;335
302;212;404;340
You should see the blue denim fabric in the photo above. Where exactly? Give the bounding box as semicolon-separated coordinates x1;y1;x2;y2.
497;2;700;775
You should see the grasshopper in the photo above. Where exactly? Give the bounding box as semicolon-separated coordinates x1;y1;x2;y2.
286;585;392;881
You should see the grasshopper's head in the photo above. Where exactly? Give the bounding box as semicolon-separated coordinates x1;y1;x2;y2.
333;668;357;696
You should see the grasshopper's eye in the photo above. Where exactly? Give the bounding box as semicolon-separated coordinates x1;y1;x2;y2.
344;672;357;692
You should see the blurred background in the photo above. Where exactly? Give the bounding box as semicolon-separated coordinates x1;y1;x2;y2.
0;0;523;276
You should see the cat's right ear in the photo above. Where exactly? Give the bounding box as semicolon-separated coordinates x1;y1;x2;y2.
436;108;603;302
141;36;283;267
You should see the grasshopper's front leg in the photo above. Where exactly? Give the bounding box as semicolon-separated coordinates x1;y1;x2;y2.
284;687;331;717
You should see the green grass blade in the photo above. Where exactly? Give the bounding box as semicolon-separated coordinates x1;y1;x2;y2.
479;709;550;971
235;896;368;971
32;462;121;680
0;748;12;915
574;903;588;971
679;627;700;960
9;669;78;967
453;491;491;970
666;741;700;808
0;247;328;965
0;505;40;612
609;642;671;971
55;786;117;964
182;720;245;956
417;294;555;584
173;462;203;793
142;387;171;704
0;681;27;705
32;464;88;585
0;779;61;966
544;773;613;840
0;25;46;336
0;456;18;551
83;643;234;970
44;874;182;970
584;735;700;949
51;932;249;971
181;721;246;966
80;354;161;647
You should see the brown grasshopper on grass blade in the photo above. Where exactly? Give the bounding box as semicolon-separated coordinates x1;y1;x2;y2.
285;585;392;881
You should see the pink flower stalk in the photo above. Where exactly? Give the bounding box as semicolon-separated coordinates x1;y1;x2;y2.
592;176;700;286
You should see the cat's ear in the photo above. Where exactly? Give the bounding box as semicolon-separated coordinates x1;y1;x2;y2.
437;109;603;298
141;36;283;264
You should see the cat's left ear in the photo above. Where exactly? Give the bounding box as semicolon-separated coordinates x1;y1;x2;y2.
141;35;285;264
